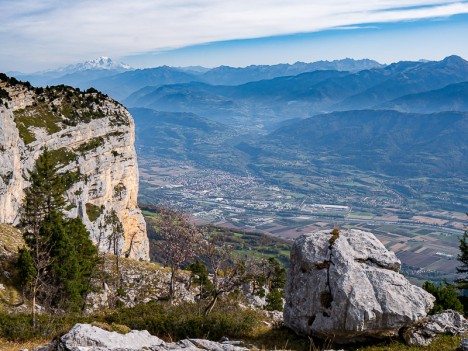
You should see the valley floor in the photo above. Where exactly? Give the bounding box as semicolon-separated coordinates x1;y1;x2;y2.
138;158;466;284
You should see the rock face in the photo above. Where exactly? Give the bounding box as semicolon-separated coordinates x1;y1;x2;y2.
284;229;434;343
35;323;248;351
0;78;149;260
402;310;468;346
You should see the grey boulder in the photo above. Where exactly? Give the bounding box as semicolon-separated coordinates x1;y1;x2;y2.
284;229;435;343
34;323;248;351
403;309;468;346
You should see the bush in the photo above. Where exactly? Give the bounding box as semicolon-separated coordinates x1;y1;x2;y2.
0;313;90;342
104;301;262;340
423;281;464;314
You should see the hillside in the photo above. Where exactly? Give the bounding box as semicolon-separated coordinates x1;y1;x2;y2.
335;55;468;110
377;81;468;113
264;110;467;177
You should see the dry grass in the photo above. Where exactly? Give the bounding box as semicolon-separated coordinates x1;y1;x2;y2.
0;224;24;255
354;334;464;351
0;337;49;351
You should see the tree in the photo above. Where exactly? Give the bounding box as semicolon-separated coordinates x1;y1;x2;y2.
19;149;65;327
201;229;255;315
17;149;98;325
263;257;286;311
188;261;213;315
50;216;98;311
423;281;463;314
154;207;201;302
456;215;468;289
105;210;124;291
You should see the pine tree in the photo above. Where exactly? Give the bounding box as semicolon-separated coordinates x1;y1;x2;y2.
20;149;64;327
18;148;98;324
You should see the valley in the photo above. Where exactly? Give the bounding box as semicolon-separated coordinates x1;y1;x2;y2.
138;156;465;283
123;57;468;285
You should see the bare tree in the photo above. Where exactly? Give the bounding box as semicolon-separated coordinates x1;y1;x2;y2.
106;210;124;291
154;207;201;302
202;229;256;315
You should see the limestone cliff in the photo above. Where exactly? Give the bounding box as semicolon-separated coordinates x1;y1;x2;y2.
0;76;149;260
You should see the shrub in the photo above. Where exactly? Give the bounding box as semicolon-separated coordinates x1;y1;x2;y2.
104;301;262;340
423;281;464;314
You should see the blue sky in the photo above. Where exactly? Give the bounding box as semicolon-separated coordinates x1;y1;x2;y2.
1;0;467;72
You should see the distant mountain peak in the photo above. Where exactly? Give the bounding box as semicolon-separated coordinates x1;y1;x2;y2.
60;56;133;73
442;55;467;64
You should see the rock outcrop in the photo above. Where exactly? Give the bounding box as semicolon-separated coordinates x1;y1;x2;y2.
34;323;248;351
284;229;434;343
0;77;149;260
402;310;468;346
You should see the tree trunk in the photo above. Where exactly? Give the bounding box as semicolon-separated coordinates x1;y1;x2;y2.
31;286;36;330
169;268;176;303
204;293;220;316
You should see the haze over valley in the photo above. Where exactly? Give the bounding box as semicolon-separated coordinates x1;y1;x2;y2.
11;54;467;283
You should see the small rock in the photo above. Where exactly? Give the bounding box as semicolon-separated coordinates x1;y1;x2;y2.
460;338;468;351
403;310;468;346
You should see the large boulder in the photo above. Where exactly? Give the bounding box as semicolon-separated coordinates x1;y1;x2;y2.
284;229;434;343
34;323;248;351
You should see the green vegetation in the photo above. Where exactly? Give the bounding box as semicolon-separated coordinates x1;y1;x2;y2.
0;73;33;90
0;300;261;342
7;79;127;144
14;103;62;144
48;147;78;166
0;87;10;106
77;137;104;154
143;205;291;267
422;281;463;314
113;183;126;199
0;305;464;350
456;216;468;289
85;203;103;222
17;149;98;325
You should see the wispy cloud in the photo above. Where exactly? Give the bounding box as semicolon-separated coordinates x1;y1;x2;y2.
1;0;467;71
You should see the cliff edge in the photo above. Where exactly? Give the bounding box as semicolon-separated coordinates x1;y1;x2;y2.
0;75;149;260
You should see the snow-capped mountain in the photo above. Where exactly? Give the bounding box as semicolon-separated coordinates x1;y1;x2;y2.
12;57;134;89
59;56;132;73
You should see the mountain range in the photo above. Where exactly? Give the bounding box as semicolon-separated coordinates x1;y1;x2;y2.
5;55;467;213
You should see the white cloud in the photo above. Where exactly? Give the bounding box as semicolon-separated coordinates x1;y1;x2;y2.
1;0;467;71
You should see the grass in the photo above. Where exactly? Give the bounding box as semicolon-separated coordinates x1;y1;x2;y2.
48;147;78;167
0;224;23;253
0;310;464;351
14;103;62;144
77;137;104;154
0;338;50;351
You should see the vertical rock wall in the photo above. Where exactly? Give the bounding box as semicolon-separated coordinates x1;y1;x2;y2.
0;81;149;260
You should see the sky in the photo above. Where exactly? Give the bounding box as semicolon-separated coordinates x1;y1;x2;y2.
1;0;467;72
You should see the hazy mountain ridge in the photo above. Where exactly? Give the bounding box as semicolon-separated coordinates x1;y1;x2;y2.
335;55;468;110
262;110;467;176
125;56;468;128
200;58;383;85
11;57;385;103
377;81;468;113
